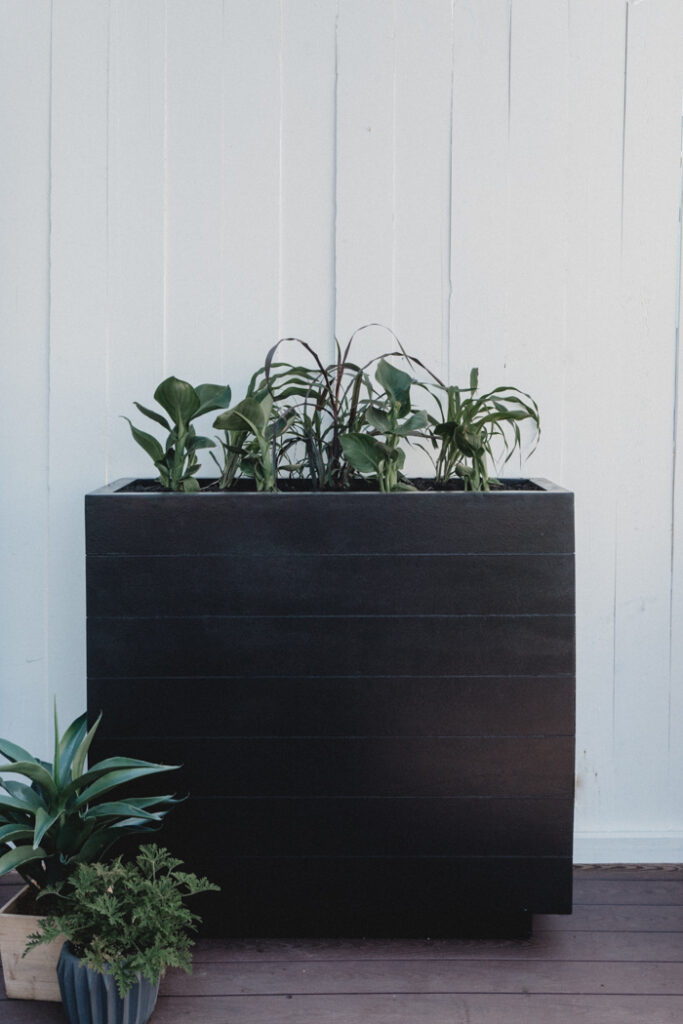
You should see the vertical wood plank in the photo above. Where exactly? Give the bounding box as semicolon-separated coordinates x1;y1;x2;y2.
450;0;511;387
164;0;224;384
392;0;452;377
565;0;625;847
279;0;337;350
0;0;51;756
106;0;166;482
671;67;683;849
221;0;281;400
613;0;683;832
335;0;396;354
49;0;110;730
502;0;569;481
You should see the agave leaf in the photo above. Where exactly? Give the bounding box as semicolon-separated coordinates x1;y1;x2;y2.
154;376;200;428
0;844;47;877
0;822;34;842
72;763;179;809
34;806;61;848
71;714;102;781
122;418;165;464
0;762;57;801
81;801;165;822
194;383;232;418
62;756;177;803
56;710;88;787
133;402;171;431
0;738;37;765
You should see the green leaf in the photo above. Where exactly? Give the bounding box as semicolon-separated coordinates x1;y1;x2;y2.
133;402;171;431
153;377;200;429
0;844;47;877
71;714;102;781
0;762;57;801
186;435;215;452
339;433;385;474
376;359;412;416
56;711;88;786
122;418;165;463
214;396;269;436
180;477;200;493
71;762;179;809
0;823;34;843
34;806;60;848
194;384;232;418
81;801;165;822
395;410;428;435
0;738;37;764
365;407;392;433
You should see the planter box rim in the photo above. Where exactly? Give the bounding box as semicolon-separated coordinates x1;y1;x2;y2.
88;477;571;497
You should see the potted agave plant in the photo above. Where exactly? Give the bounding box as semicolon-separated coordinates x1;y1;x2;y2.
86;328;574;938
25;844;218;1024
0;707;179;1000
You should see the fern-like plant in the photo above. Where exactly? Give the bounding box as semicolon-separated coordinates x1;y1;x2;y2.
25;845;219;997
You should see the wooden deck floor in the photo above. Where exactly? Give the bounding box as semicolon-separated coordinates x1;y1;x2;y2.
2;866;683;1023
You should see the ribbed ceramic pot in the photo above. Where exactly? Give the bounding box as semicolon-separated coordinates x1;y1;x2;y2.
57;943;160;1024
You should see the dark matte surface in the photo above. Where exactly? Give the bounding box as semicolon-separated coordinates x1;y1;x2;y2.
85;483;574;556
5;868;681;1023
85;481;575;934
93;735;575;798
89;675;575;738
87;614;575;678
87;552;575;617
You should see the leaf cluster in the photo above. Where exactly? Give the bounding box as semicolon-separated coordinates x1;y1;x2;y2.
124;377;232;491
123;329;540;492
0;706;180;890
25;844;219;997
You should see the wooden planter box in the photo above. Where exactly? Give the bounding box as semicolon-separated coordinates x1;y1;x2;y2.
0;887;63;1001
85;479;575;937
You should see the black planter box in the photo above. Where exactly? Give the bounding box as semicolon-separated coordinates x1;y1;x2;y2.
85;479;575;937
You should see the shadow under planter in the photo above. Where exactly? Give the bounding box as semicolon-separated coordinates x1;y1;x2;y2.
85;479;575;938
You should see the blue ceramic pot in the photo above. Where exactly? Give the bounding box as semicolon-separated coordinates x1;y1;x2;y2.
57;943;160;1024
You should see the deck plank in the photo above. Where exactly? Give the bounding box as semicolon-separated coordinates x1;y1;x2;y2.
2;867;683;1023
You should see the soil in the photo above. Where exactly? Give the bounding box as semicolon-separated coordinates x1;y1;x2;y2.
119;477;542;494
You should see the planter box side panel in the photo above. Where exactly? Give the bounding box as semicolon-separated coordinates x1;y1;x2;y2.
86;485;575;935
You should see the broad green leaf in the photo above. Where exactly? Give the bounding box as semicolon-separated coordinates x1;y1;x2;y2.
395;410;428;435
0;762;57;801
186;435;215;452
376;359;412;416
365;407;392;433
154;376;200;429
0;792;42;816
34;806;60;848
214;396;269;436
71;763;179;809
0;844;47;877
133;402;171;431
0;738;37;764
194;383;232;418
71;714;102;781
122;418;165;463
180;477;200;493
339;433;384;474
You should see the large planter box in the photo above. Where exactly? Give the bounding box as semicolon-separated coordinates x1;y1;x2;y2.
86;479;575;937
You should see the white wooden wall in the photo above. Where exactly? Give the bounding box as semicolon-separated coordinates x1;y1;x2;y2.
1;0;682;862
